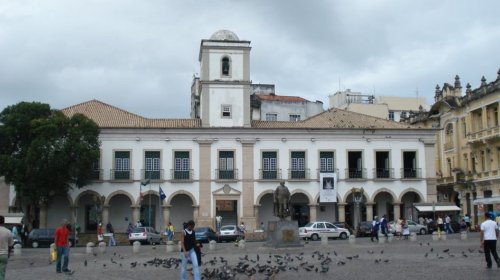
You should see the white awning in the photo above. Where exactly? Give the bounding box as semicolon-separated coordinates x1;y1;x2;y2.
415;205;461;212
472;197;500;205
4;216;23;224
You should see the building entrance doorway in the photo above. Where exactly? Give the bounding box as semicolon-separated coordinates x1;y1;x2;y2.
216;200;238;227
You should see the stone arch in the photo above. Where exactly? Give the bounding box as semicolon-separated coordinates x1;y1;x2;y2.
74;190;101;206
342;188;370;203
256;189;274;205
105;190;134;206
290;189;314;204
166;190;197;206
397;188;425;202
135;189;160;205
370;188;397;202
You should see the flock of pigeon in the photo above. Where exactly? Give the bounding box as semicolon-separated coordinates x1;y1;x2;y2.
76;243;485;280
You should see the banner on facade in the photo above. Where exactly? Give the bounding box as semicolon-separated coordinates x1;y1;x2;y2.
320;173;337;203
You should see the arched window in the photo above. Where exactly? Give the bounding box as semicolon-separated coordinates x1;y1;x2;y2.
221;57;230;76
444;123;454;150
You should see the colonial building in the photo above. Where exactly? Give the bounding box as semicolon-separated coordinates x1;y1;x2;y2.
7;30;438;233
410;72;500;225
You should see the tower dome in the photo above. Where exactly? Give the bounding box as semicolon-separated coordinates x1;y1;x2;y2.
209;30;239;41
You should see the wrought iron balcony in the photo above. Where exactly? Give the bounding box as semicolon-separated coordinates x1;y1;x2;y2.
373;168;394;179
170;169;193;181
90;169;103;181
110;169;134;181
259;169;282;180
288;168;310;180
141;169;164;181
345;168;367;180
400;168;422;179
215;169;238;180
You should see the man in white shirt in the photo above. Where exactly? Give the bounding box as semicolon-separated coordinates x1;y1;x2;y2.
480;212;500;269
0;215;15;280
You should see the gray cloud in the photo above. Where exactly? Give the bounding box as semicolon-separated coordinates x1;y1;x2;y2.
1;0;499;118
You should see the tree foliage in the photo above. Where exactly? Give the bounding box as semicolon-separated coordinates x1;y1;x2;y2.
0;102;100;207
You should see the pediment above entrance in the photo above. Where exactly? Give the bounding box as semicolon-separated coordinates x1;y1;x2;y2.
213;184;241;196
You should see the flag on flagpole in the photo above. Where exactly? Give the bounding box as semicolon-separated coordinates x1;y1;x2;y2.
140;184;144;201
159;186;166;201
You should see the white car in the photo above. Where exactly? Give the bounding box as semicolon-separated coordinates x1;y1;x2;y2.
128;227;162;245
299;221;350;241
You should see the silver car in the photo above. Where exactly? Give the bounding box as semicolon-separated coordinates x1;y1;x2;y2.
299;221;350;241
128;227;162;245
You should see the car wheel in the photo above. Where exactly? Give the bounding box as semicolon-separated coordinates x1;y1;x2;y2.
419;228;427;235
130;241;134;245
311;234;319;241
339;233;348;240
32;241;39;248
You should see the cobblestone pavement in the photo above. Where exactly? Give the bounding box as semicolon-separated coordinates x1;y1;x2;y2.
5;232;499;280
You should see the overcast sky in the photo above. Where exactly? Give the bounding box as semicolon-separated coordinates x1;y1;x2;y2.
1;0;499;118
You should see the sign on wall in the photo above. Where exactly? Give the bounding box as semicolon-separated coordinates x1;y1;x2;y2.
320;173;337;203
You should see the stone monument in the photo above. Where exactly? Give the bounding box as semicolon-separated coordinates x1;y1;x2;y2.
265;181;303;247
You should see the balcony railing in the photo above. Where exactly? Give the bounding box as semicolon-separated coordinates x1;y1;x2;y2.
110;169;134;181
259;169;282;180
345;168;367;179
170;169;193;181
288;168;310;180
90;169;103;181
373;168;394;179
467;125;500;143
400;168;422;179
141;169;164;181
215;169;238;180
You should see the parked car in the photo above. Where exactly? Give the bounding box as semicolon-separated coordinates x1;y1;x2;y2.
426;220;460;234
298;221;350;241
195;227;219;243
333;222;353;234
357;221;373;237
128;227;162;245
28;228;76;248
218;225;244;242
388;220;427;235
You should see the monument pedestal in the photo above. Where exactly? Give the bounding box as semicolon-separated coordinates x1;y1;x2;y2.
265;220;303;248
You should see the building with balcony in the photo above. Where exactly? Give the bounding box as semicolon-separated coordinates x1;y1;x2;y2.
410;72;500;225
6;30;438;233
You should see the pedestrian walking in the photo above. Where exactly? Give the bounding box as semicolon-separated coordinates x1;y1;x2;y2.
445;215;453;234
20;223;29;247
402;218;410;239
380;215;389;240
97;223;103;243
166;222;174;241
54;219;72;274
371;216;379;242
480;212;500;269
106;222;116;246
180;220;200;280
437;216;444;232
0;215;14;280
464;214;471;231
215;215;222;231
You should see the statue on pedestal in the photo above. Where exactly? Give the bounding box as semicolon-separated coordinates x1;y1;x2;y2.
273;181;291;220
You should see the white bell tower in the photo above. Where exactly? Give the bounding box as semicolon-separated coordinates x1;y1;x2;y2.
198;30;251;127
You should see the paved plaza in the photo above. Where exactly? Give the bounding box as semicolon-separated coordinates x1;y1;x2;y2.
5;232;499;280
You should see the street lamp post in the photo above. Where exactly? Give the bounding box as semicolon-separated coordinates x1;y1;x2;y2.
352;187;364;233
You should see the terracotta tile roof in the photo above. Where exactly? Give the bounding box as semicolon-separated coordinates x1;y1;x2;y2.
61;100;201;128
255;94;307;102
252;108;419;129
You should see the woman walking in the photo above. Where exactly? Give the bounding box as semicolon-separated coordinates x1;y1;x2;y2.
180;220;200;280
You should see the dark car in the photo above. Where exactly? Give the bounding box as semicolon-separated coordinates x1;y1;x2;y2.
195;227;219;243
357;221;373;237
333;222;354;234
28;228;76;248
427;220;460;234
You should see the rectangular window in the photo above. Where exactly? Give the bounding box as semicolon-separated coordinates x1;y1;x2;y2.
388;111;395;121
114;151;130;180
266;113;278;121
262;151;277;179
291;151;306;179
347;151;363;178
375;151;390;178
221;105;231;118
319;151;334;172
289;114;301;122
145;151;161;180
91;161;101;180
174;151;190;180
402;151;418;178
218;151;235;179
